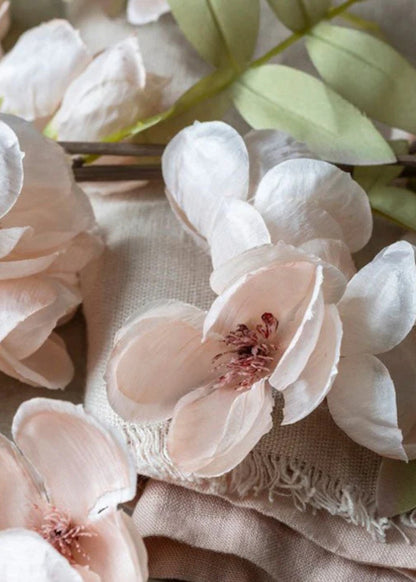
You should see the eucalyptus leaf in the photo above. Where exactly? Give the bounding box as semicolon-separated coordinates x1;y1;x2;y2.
377;458;416;517
167;0;259;69
266;0;330;32
232;64;395;164
353;141;409;191
306;23;416;133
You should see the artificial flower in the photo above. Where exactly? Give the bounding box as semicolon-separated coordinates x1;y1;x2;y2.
0;19;167;142
0;398;148;581
0;19;91;124
126;0;170;25
106;236;416;477
162;121;373;270
0;114;102;388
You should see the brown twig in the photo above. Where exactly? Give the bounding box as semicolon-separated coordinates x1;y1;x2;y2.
60;141;416;182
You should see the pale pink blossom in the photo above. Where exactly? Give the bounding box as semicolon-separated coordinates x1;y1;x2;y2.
106;238;416;474
0;398;148;581
0;114;102;388
0;20;167;145
162;121;372;272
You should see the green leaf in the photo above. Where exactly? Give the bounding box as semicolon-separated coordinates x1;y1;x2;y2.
368;185;416;231
266;0;330;32
377;458;416;518
167;0;260;69
353;140;409;191
306;23;416;134
232;64;395;164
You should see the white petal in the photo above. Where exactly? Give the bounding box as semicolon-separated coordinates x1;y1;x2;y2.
338;241;416;356
162;121;249;240
298;238;356;281
244;128;313;194
0;434;44;530
168;379;274;477
0;529;83;582
0;121;23;219
12;398;137;523
49;37;162;141
253;158;372;252
0;20;91;120
269;266;325;392
0;227;32;259
282;305;342;424
208;199;271;269
327;354;406;460
210;241;347;304
1;114;95;238
127;0;170;25
107;301;222;423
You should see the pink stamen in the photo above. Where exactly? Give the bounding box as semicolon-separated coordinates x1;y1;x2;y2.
213;312;279;389
33;504;95;564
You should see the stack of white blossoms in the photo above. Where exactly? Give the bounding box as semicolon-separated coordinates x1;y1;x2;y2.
107;121;416;478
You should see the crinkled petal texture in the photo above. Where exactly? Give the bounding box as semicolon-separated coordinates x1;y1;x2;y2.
0;435;44;530
107;301;222;423
12;399;137;523
127;0;170;25
162;121;249;242
168;379;274;477
0;529;85;582
0;116;101;387
327;241;416;460
0;19;91;121
338;241;416;356
327;355;407;460
253;158;372;252
49;37;165;141
244;129;314;194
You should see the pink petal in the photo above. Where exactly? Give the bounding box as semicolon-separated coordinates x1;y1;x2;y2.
78;511;148;582
46;233;104;278
244;129;313;194
167;379;274;477
208;199;271;269
268;266;325;392
0;333;74;389
0;227;32;259
210;241;347;303
298;238;356;280
0;20;91;120
127;0;170;25
0;253;58;280
107;301;222;423
204;261;322;372
1;114;95;239
0;121;23;219
49;38;161;141
2;278;81;360
0;435;44;530
327;354;407;460
0;529;84;582
281;305;342;424
338;241;416;356
162;121;249;240
12;399;136;523
253;158;372;252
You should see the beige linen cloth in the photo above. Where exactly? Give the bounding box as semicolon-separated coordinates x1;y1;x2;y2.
73;0;416;579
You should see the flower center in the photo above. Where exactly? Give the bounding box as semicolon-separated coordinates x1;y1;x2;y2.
213;312;279;389
33;505;95;564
